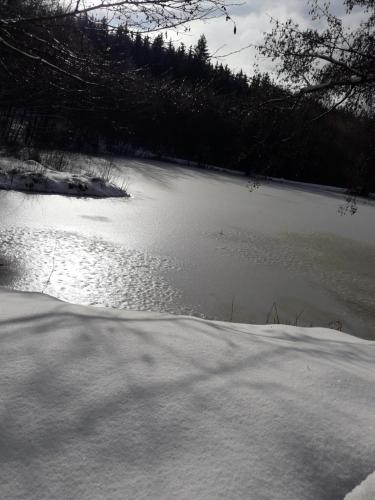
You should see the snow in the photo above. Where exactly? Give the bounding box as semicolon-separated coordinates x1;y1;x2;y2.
345;471;375;500
1;287;375;500
0;154;128;198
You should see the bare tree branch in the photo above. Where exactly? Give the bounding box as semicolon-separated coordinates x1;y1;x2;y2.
0;35;98;85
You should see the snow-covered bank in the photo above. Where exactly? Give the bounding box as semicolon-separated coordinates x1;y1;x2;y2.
1;288;374;500
0;154;128;198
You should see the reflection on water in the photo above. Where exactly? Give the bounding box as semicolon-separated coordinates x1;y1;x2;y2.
0;226;182;312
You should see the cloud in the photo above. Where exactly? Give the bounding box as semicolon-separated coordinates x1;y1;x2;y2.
166;0;363;76
166;0;312;75
83;0;367;77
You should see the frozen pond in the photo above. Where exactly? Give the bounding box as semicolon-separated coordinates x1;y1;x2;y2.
0;158;374;339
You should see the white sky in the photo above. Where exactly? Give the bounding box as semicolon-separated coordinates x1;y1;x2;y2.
79;0;364;77
165;0;363;77
167;0;310;76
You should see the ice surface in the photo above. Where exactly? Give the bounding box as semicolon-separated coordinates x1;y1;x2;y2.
0;288;374;500
0;227;182;313
1;157;375;337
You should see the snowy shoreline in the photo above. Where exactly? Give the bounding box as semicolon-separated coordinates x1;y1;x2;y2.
1;287;374;499
0;153;128;198
2;148;374;200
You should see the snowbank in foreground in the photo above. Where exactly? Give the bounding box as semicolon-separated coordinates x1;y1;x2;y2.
345;471;375;500
0;157;128;198
0;288;374;500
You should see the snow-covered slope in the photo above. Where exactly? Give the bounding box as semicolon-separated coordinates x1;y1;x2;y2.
0;156;128;198
0;288;374;500
0;168;127;198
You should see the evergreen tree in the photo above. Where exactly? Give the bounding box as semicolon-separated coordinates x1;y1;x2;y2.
194;35;209;63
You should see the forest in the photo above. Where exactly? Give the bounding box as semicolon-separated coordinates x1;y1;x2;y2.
0;0;374;193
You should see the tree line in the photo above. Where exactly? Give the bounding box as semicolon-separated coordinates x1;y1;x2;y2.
0;0;373;193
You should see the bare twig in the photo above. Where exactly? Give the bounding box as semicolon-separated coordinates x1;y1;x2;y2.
0;35;99;85
229;295;235;321
42;238;57;293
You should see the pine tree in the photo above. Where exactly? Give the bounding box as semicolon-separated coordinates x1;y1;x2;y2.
194;35;209;63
